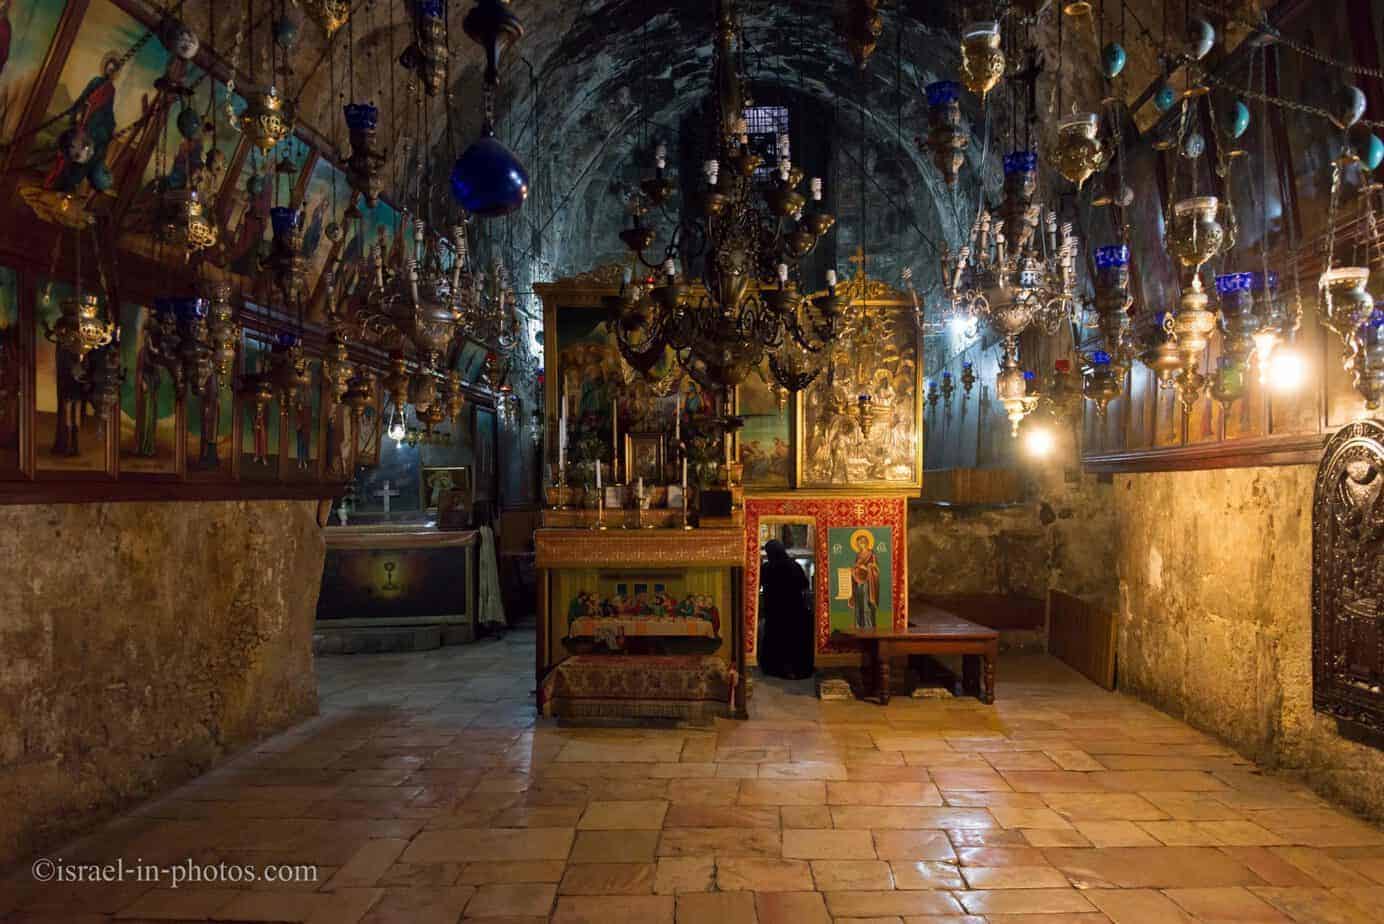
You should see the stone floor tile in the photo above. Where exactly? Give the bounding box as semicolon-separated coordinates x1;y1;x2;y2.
324;838;410;890
1138;820;1225;846
110;888;238;920
1163;886;1292;921
675;890;757;924
566;829;657;863
738;780;826;805
826;782;944;806
888;860;965;890
956;846;1051;866
962;864;1072;889
780;805;834;828
577;800;668;830
667;779;742;804
654;857;715;894
832;806;996;829
399;828;573;864
955;888;1097;915
558;863;656;895
949;826;1032;847
715;858;814;892
552;895;674;923
759;761;849;780
1197;820;1289;847
1042;847;1264;889
1045;750;1107;772
1042;793;1168;821
1022;828;1094;848
810;860;895;891
754;890;831;924
1269;847;1376;887
783;828;876;860
1072;821;1161;848
352;886;474;924
872;830;957;861
991;806;1075;830
657;827;781;858
664;804;779;829
824;889;965;917
931;768;1013;791
1249;887;1382;924
1002;772;1112;793
1083;887;1198;923
457;861;565;884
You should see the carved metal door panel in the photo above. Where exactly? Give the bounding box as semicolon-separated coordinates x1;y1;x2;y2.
1313;419;1384;735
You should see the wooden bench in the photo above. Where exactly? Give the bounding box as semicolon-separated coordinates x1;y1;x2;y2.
832;605;999;705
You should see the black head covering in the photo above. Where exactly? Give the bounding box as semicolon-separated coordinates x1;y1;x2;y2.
764;539;788;563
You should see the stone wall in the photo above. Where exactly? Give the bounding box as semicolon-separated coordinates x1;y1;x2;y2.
0;500;325;869
1111;465;1384;823
909;469;1119;610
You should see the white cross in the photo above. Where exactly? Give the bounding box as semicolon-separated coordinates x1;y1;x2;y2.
374;480;400;515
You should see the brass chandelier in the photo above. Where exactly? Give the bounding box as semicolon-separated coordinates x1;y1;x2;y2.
613;0;842;398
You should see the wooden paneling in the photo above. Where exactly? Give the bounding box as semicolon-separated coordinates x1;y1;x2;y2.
1048;589;1117;691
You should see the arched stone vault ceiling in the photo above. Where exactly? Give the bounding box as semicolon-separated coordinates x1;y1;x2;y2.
166;0;1223;350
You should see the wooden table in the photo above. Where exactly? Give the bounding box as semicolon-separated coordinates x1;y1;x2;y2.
833;606;998;705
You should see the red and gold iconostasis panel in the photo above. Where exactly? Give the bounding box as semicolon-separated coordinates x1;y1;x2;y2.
745;495;909;661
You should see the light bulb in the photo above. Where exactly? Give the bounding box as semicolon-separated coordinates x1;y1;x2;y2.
655;142;667;169
950;316;972;338
663;258;676;278
777;263;789;284
811;177;823;201
1023;425;1056;458
826;269;838;288
1252;331;1279;384
1268;344;1306;393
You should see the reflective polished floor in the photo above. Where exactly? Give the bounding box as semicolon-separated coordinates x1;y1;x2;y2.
5;630;1384;922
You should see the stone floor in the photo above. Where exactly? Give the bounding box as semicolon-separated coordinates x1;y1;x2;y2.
5;631;1384;923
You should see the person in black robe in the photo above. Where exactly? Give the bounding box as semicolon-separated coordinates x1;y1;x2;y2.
759;539;814;679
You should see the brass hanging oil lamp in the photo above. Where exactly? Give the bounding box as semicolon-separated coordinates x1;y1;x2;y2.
206;281;240;386
960;21;1005;101
382;351;411;422
922;81;968;186
343;103;387;207
268;332;312;408
1082;350;1124;416
45;293;114;362
240;84;294;152
154;171;218;254
321;331;353;404
996;351;1039;436
1050;111;1106;189
263;206;307;306
1092;245;1134;358
73;341;125;421
400;0;451;96
1210;272;1259;407
306;0;351;36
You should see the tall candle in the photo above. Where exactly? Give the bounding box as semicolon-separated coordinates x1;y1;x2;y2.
674;390;681;444
596;453;602;490
681;456;687;493
611;398;618;480
558;387;567;475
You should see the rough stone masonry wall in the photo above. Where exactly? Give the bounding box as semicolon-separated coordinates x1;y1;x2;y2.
908;471;1121;615
1111;465;1384;823
0;501;325;869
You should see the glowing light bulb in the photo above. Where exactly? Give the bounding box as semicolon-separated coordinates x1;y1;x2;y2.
950;316;972;338
826;269;838;288
1268;345;1306;393
655;142;667;170
811;177;823;201
1252;331;1279;384
1023;425;1056;458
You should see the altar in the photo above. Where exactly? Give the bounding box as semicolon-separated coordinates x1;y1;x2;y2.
315;524;479;654
535;527;748;723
